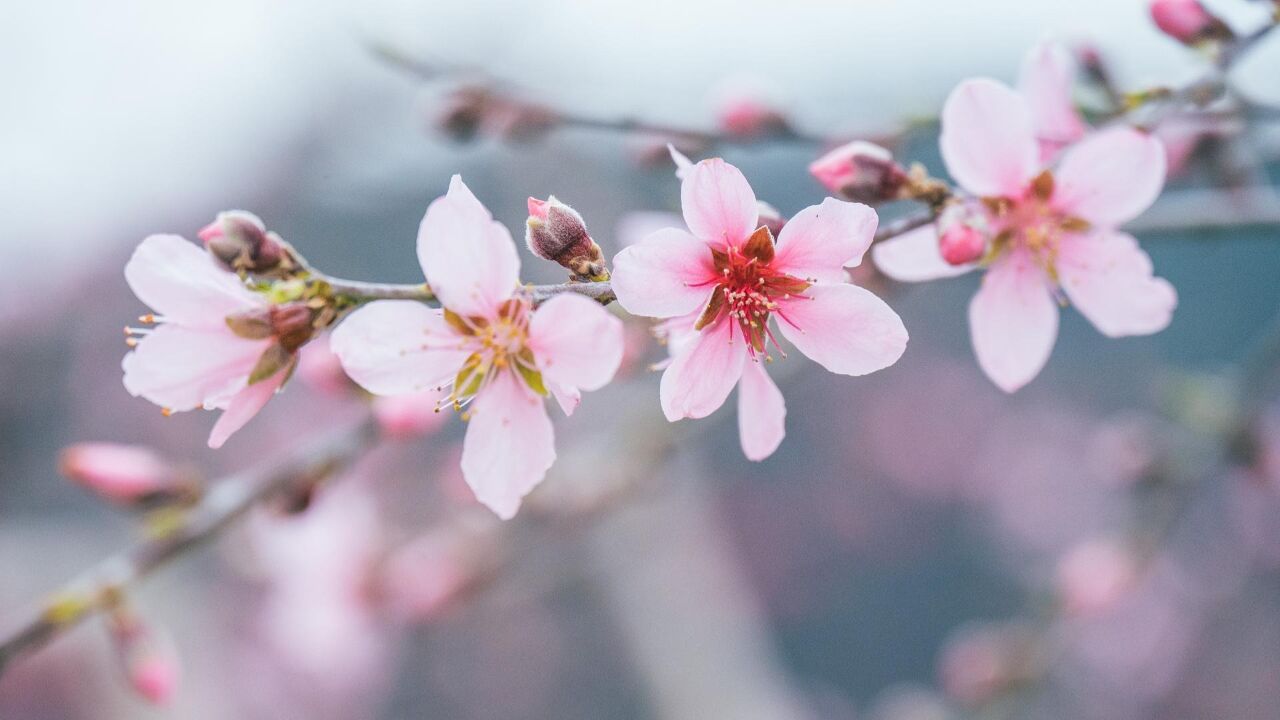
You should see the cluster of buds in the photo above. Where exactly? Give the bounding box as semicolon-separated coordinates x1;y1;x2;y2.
198;210;294;276
525;196;609;281
1149;0;1234;45
810;141;950;209
59;443;199;509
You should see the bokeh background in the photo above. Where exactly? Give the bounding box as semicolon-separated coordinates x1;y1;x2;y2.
3;1;1280;718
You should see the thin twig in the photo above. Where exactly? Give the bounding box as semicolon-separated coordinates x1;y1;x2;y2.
0;420;381;677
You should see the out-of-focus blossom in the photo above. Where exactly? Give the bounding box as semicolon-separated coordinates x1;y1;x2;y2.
244;483;389;718
296;333;354;396
808;140;910;204
1150;0;1232;45
937;623;1031;707
332;176;624;518
525;196;608;281
59;442;188;506
379;522;495;622
1057;538;1139;616
1086;413;1162;486
715;95;788;138
874;78;1175;392
612;156;906;460
122;235;310;447
372;390;449;439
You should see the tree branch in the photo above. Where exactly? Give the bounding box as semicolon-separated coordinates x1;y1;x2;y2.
0;420;381;677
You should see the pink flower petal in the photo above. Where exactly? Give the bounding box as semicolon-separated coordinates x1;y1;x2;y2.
940;79;1040;198
1052;127;1166;226
330;300;471;396
871;225;978;282
125;234;264;327
772;198;878;282
680;158;759;249
659;318;747;421
737;360;786;461
1058;230;1177;337
668;143;695;180
776;284;907;376
611;227;718;318
548;381;581;416
417;175;520;317
208;368;287;448
968;252;1059;392
122;324;267;411
1018;42;1087;152
528;294;624;392
460;371;555;519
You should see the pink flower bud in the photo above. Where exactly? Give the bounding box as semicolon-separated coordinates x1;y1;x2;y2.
436;86;492;142
938;224;986;266
108;609;180;706
59;443;186;506
716;96;788;138
1149;0;1230;44
199;210;287;274
808;141;909;204
525;196;608;281
937;624;1029;707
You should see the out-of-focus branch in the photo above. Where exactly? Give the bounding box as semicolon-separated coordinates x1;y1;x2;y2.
0;420;380;678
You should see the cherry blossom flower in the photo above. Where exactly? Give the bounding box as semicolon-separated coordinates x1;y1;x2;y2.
122;234;309;448
611;157;907;460
873;78;1176;392
331;176;624;519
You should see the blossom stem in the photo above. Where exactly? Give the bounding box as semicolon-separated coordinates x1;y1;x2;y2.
0;420;380;678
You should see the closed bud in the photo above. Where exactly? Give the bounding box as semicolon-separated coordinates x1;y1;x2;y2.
198;210;288;274
59;443;196;507
436;86;492;142
1149;0;1233;45
808;141;909;204
268;302;315;353
107;606;180;706
525;196;609;281
938;224;986;266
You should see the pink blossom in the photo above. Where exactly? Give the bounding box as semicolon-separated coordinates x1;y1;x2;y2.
873;78;1175;392
331;176;624;519
715;96;787;138
121;234;298;447
611;157;907;460
58;442;178;504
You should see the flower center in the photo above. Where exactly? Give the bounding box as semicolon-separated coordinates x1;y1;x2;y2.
443;298;546;413
982;170;1090;280
693;226;811;358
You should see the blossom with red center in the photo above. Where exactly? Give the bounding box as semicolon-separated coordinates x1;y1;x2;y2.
611;157;908;460
331;176;624;519
122;234;307;448
873;78;1176;393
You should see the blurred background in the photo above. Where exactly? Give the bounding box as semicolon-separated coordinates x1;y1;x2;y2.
3;0;1280;718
